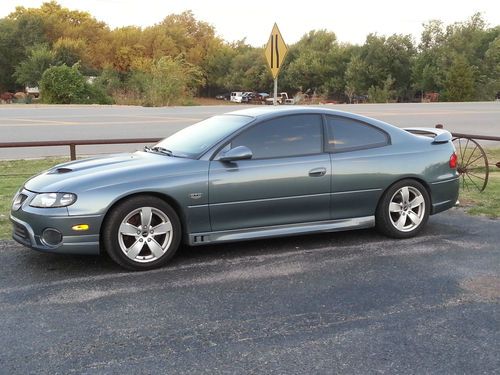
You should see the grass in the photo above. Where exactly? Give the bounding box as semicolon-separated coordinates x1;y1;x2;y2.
0;158;67;239
457;147;500;218
0;150;499;240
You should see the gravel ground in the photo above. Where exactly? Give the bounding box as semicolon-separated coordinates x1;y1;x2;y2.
0;208;499;374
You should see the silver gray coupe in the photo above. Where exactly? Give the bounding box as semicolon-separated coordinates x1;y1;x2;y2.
11;107;459;270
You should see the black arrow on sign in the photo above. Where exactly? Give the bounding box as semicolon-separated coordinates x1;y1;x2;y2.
270;34;280;69
275;34;279;68
270;35;274;68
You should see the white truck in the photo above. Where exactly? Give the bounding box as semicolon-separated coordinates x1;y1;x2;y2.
266;92;294;105
25;86;40;98
230;92;244;103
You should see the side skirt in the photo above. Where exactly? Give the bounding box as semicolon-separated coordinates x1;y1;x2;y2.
188;216;375;246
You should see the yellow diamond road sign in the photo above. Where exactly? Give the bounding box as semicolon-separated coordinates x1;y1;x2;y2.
265;23;288;79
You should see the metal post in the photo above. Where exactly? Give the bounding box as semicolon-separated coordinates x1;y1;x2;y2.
273;78;278;106
70;144;76;160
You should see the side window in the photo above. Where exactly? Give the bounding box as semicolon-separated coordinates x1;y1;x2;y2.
230;114;323;159
326;116;389;152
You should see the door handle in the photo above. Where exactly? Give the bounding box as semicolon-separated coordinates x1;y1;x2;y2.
308;167;327;177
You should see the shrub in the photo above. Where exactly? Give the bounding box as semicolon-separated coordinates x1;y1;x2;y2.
145;56;204;106
40;64;112;104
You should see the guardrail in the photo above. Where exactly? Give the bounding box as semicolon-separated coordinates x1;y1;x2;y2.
0;138;162;160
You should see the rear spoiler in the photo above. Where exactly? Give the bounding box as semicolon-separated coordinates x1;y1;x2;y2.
404;127;452;144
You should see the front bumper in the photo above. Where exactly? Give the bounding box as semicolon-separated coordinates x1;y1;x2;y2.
10;189;102;255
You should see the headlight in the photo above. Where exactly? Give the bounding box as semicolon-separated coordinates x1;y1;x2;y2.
12;191;27;211
30;193;77;208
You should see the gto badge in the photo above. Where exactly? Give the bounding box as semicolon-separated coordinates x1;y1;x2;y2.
189;193;203;200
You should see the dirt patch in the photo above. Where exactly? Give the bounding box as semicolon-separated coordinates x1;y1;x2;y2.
461;276;500;301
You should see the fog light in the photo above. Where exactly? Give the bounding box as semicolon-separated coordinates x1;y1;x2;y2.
41;228;63;247
72;224;89;231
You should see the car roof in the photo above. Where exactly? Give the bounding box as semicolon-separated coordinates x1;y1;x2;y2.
228;106;378;124
227;106;412;141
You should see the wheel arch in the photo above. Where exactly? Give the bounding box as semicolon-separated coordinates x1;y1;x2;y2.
100;191;186;238
376;176;432;212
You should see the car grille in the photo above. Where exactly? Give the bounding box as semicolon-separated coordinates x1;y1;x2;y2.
13;222;30;245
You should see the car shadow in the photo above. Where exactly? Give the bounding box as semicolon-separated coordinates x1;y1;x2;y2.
14;228;380;275
14;219;451;277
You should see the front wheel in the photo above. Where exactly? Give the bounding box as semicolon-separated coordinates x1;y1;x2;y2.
102;196;181;270
376;180;430;238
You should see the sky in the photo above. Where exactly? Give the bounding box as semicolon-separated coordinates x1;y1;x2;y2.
1;0;499;46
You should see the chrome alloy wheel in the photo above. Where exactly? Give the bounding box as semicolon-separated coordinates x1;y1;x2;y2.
118;207;173;263
388;186;425;232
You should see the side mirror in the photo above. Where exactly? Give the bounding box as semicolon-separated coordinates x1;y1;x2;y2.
219;146;253;162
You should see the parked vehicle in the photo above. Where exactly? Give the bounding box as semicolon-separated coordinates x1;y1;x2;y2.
266;92;294;105
241;92;255;103
230;92;243;103
248;93;269;104
352;95;368;104
11;107;459;271
25;86;40;98
215;92;230;100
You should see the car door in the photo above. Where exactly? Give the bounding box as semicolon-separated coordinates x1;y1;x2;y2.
325;115;391;220
208;114;331;231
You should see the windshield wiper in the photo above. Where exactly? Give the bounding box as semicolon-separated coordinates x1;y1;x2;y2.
144;146;174;156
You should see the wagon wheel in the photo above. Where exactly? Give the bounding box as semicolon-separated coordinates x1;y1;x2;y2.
452;137;489;192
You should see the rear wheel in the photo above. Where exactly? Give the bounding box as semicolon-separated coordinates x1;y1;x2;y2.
376;179;430;238
102;196;181;270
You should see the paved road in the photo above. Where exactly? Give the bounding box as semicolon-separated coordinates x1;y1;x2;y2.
0;102;499;159
0;209;499;374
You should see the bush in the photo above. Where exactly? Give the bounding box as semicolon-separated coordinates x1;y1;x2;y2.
40;64;112;104
145;57;204;106
367;76;396;103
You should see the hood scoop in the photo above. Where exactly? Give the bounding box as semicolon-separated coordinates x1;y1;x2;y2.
50;167;73;174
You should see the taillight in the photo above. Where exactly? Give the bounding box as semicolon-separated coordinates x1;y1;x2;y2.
449;152;457;169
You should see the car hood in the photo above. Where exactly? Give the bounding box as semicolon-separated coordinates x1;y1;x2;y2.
24;151;200;193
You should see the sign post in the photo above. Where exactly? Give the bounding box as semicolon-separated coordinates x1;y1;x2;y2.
264;23;288;106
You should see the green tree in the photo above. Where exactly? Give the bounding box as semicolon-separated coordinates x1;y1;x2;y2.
224;41;271;92
443;54;475;101
283;30;339;95
414;14;499;101
322;44;356;99
201;39;236;96
480;36;500;99
8;2;108;69
411;53;443;97
359;34;415;100
344;54;367;102
53;37;86;67
0;11;47;90
14;44;55;86
368;75;396;103
0;19;18;91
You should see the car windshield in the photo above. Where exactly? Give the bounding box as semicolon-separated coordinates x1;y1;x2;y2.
154;115;253;158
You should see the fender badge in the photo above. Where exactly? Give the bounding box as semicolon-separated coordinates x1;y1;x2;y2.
189;193;203;200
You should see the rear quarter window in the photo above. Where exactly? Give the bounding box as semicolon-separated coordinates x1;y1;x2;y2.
326;116;389;153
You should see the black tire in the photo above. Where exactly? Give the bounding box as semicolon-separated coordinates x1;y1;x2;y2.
375;179;430;239
102;196;181;271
